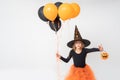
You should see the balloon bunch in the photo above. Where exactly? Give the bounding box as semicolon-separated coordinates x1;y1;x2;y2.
38;2;80;32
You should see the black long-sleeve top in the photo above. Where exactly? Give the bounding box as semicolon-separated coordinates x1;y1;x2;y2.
60;48;100;68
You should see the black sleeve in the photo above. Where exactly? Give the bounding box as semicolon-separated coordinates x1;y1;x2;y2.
85;48;100;53
60;50;73;63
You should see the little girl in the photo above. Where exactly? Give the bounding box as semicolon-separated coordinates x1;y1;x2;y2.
56;26;106;80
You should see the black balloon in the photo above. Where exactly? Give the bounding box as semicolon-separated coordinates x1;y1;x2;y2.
55;2;63;19
49;18;61;32
55;2;63;8
38;6;48;22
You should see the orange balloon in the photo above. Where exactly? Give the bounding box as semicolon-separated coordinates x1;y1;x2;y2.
58;3;74;21
71;3;80;18
43;3;57;21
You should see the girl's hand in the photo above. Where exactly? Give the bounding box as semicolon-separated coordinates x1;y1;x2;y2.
98;44;104;51
56;53;61;59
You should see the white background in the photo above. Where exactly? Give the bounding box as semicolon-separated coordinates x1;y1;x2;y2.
0;0;120;80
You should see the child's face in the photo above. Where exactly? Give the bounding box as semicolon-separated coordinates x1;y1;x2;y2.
74;41;83;49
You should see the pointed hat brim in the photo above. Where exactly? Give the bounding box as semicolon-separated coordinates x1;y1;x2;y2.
67;39;91;48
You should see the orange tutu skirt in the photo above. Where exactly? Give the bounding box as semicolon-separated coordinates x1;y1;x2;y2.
65;64;96;80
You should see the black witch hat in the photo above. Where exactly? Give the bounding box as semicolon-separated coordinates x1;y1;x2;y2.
67;25;91;48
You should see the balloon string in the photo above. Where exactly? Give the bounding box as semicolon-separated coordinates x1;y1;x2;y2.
53;22;60;80
56;32;61;80
52;21;63;80
56;23;64;80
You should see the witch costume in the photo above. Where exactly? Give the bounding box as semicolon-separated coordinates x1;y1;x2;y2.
60;26;100;80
